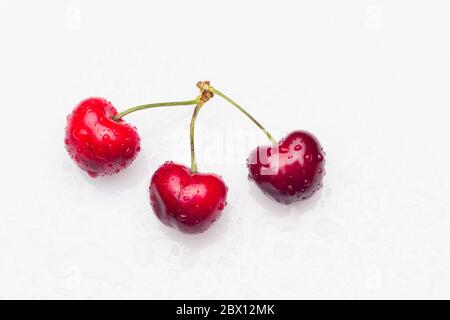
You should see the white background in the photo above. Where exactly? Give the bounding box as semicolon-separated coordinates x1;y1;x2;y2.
0;0;449;299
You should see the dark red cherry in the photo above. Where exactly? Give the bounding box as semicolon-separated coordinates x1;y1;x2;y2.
65;97;141;177
149;161;228;234
247;130;325;204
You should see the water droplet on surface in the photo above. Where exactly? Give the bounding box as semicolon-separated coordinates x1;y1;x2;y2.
317;153;324;161
304;179;311;187
294;144;302;151
136;146;141;152
102;134;110;141
218;203;224;211
304;154;312;162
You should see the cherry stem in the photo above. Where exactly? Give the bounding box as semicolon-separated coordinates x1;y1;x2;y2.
207;86;278;144
190;100;206;174
189;88;214;173
112;98;200;121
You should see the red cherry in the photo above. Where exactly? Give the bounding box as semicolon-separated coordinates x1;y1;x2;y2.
247;130;325;204
65;97;141;177
149;161;228;234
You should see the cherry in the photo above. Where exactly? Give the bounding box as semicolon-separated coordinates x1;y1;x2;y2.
148;87;228;234
149;161;228;234
65;97;141;177
65;96;199;177
198;83;326;205
247;130;325;204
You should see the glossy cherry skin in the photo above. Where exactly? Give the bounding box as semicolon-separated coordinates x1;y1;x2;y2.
65;97;141;177
149;161;228;234
247;130;325;204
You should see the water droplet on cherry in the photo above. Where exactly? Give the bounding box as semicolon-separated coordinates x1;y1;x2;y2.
287;185;296;196
94;148;106;160
88;171;98;178
279;146;289;153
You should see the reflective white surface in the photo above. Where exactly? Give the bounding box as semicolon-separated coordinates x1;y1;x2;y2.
0;0;450;299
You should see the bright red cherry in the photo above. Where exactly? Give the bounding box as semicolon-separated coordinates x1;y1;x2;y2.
247;130;325;204
65;97;141;177
149;161;228;234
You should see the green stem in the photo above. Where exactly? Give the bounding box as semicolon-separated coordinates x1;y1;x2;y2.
207;87;278;144
190;101;206;173
113;98;199;121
